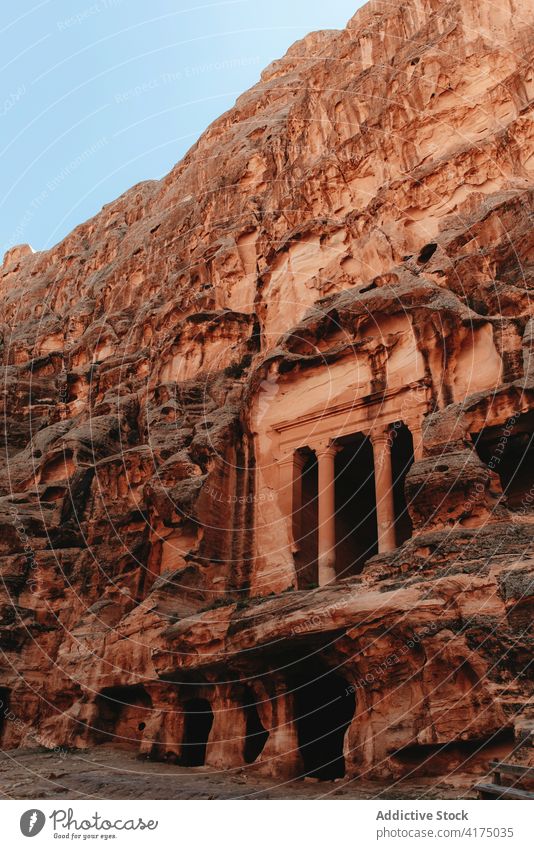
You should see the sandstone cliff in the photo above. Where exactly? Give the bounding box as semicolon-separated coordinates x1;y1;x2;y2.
0;0;533;784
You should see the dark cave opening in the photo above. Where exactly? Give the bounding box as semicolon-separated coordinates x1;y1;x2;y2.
498;432;534;509
390;423;415;546
243;686;269;764
294;666;355;780
473;413;534;511
418;242;438;263
181;698;214;766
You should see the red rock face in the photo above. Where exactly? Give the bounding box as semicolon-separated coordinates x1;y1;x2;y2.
0;0;533;783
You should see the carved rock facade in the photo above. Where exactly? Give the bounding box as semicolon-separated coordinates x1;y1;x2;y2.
0;0;533;782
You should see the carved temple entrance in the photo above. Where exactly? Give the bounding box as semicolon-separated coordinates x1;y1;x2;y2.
273;382;428;587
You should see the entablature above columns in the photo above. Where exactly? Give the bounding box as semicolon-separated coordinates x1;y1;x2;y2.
272;378;431;463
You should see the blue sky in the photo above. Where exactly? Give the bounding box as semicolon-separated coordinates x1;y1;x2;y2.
0;0;364;255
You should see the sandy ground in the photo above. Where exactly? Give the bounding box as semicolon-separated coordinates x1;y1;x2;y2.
0;748;477;800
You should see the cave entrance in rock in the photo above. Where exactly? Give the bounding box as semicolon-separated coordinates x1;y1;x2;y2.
473;413;534;512
334;437;377;578
294;666;355;780
242;686;269;764
94;685;152;749
181;698;214;766
0;688;9;743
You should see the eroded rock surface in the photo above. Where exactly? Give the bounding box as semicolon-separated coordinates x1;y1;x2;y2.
0;0;533;787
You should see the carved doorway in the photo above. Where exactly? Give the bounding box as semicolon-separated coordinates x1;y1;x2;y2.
294;666;355;780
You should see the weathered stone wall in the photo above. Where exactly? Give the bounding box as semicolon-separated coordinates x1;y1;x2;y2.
0;0;533;780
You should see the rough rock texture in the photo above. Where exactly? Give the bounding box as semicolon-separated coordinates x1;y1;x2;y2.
0;0;533;787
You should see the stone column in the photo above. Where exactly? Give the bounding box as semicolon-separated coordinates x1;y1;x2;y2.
371;428;396;554
277;452;305;554
316;443;338;586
